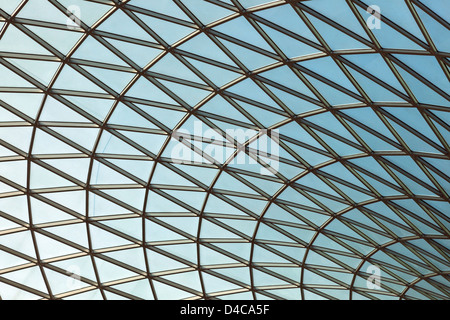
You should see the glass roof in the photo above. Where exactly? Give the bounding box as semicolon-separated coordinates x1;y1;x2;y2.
0;0;449;300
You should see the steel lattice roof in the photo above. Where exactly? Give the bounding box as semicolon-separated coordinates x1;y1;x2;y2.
0;0;449;300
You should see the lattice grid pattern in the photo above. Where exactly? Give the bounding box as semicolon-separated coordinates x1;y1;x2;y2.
0;0;449;300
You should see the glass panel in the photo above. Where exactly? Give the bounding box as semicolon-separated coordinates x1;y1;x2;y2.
0;0;448;301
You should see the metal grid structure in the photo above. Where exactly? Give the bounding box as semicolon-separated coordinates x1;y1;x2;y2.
0;0;448;300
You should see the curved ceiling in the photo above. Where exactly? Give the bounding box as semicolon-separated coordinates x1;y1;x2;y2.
0;0;449;300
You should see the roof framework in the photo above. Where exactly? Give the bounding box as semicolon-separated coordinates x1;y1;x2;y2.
0;0;448;300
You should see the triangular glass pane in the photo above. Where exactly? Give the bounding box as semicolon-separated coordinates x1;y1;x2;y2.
219;39;278;71
200;244;240;265
53;65;107;93
135;103;185;129
150;53;204;84
107;158;153;182
106;38;163;68
62;95;114;121
164;189;206;211
345;53;407;94
41;96;90;122
347;122;400;151
414;4;450;52
102;218;142;240
185;57;241;87
90;225;133;250
111;279;154;300
172;163;217;186
0;64;35;88
99;9;156;42
6;58;60;86
305;0;371;41
42;190;85;215
313;130;362;156
90;160;137;185
304;74;362;106
253;245;292;264
266;85;321;115
0;93;43;119
2;266;48;293
200;219;241;239
28;25;83;55
358;172;404;197
342;107;398;140
384;156;435;188
346;67;406;102
214;267;251;285
30;162;76;189
146;248;190;272
18;0;72;24
162;271;202;292
260;23;321;59
125;77;177;104
94;257;139;283
34;232;80;260
0;248;29;270
214;16;275;53
305;12;369;50
152;281;193;300
215;172;259;195
0;126;33;152
239;173;283;196
82;66;136;93
235;101;287;127
395;63;449;106
151;164;196;187
45;223;89;248
103;247;147;272
30;196;76;224
261;66;317;99
386;118;442;153
101;188;146;210
135;13;194;45
146;191;191;213
204;195;249;216
255;4;320;44
89;192;134;217
131;0;191;21
278;186;322;209
200;95;252;124
393;54;449;94
389;168;437;196
158;79;211;106
0;230;37;258
0;25;52;55
179;33;237;66
181;0;233;24
73;36;126;65
0;0;23;15
108;102;157;129
256;223;297;243
32;129;81;155
50;126;98;150
96;131;146;156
